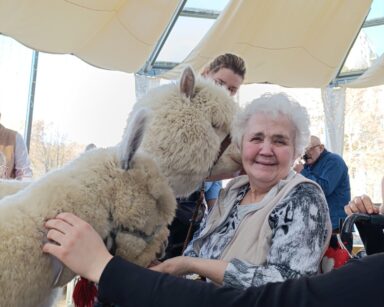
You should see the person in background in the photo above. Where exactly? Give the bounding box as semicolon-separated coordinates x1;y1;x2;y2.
201;53;245;97
84;143;97;151
0;151;7;178
0;113;32;180
157;93;331;289
294;135;352;251
163;53;246;259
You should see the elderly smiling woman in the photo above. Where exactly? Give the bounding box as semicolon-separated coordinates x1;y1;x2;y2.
152;92;332;288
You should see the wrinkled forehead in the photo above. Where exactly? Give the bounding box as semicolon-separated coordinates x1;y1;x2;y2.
247;113;296;137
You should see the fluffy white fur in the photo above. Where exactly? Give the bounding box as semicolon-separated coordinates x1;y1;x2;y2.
0;109;177;306
0;179;31;199
0;67;240;306
129;67;241;196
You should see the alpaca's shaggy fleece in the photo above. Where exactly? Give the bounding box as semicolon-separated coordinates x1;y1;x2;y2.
0;179;31;199
128;67;241;197
0;111;176;306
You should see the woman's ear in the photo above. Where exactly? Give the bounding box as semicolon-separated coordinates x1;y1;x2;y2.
201;67;210;77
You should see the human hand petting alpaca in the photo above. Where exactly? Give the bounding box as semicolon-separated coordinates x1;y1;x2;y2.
43;212;113;283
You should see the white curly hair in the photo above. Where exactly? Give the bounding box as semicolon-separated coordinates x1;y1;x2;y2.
232;92;310;157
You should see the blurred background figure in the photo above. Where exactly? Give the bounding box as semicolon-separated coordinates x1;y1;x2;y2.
294;135;351;251
84;143;97;151
0;151;7;179
0;113;33;180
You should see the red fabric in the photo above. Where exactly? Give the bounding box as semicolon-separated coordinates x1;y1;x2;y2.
321;246;351;273
72;277;98;307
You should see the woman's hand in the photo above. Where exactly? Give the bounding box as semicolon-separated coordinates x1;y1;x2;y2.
42;212;113;283
344;195;380;216
150;256;193;276
151;256;228;285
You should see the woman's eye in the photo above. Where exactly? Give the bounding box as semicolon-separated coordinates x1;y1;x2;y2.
215;80;224;86
275;140;287;145
251;137;262;142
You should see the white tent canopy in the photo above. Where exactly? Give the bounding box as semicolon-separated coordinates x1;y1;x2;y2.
164;0;372;87
0;0;373;88
0;0;179;72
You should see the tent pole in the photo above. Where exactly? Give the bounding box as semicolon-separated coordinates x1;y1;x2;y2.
141;0;187;73
24;50;39;152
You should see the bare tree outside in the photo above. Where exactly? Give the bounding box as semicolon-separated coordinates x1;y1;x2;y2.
344;85;384;202
29;120;84;178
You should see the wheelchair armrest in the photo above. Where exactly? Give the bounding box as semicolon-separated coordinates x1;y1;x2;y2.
341;213;384;234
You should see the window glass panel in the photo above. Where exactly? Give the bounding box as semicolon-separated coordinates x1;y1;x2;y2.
363;25;384;56
0;35;32;135
344;86;384;203
156;16;215;63
30;53;135;178
339;25;384;75
366;0;384;21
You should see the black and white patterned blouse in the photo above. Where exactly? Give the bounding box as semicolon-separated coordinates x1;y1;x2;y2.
184;182;330;289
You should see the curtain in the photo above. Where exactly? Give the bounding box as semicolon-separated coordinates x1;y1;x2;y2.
321;86;346;156
134;73;160;101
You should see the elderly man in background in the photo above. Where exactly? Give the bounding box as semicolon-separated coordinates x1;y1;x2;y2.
0;113;33;180
294;135;351;250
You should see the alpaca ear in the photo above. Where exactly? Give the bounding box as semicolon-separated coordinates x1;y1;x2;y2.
120;108;148;170
180;66;195;99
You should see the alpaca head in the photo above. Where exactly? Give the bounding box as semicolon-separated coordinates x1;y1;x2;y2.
105;108;176;266
129;67;241;197
59;109;176;270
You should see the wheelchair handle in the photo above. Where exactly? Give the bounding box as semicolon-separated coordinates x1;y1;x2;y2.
341;213;384;233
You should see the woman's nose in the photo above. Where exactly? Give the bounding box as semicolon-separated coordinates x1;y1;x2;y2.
259;142;273;154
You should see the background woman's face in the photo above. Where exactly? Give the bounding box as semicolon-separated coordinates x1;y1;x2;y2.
241;113;296;188
205;68;243;96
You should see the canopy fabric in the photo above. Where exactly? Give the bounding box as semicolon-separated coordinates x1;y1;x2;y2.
344;53;384;88
163;0;372;88
0;0;179;72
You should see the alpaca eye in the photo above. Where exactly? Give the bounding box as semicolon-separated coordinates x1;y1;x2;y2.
212;123;219;129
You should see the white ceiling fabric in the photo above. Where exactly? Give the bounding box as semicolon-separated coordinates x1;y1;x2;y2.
0;0;179;72
163;0;372;87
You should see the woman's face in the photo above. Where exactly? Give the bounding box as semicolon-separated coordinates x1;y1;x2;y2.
241;113;296;190
204;68;243;96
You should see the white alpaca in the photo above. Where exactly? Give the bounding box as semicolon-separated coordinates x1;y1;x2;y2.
0;179;31;199
0;67;240;306
0;109;177;306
